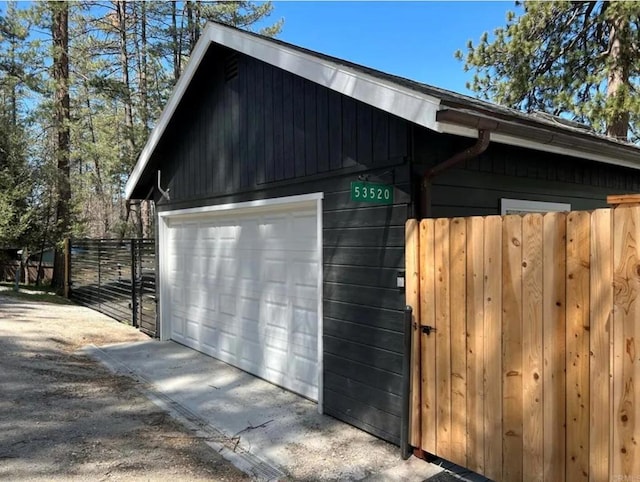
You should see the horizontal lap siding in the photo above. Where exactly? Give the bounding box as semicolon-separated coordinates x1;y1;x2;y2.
430;169;634;218
152;47;412;445
322;173;410;445
412;128;640;218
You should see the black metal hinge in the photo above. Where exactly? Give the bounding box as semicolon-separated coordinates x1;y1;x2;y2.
421;325;437;336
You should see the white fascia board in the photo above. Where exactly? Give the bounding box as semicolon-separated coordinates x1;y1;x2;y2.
126;23;442;199
437;122;640;171
208;25;441;128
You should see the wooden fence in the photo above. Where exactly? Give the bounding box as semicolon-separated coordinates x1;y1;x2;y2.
405;202;640;481
1;261;53;284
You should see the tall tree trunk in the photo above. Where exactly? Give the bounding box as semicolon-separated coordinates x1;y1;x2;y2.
8;1;17;128
172;1;180;82
606;15;630;140
139;1;149;134
133;1;151;238
186;1;199;52
115;1;135;157
194;0;201;47
83;80;110;236
115;0;142;237
51;1;70;290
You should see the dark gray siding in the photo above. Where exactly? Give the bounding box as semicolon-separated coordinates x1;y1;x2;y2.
157;169;411;445
412;126;640;217
155;45;408;202
152;47;412;445
322;172;410;444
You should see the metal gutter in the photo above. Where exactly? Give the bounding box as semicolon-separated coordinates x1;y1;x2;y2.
420;129;492;218
436;108;640;170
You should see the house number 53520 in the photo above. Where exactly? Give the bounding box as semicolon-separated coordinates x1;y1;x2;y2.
350;181;394;204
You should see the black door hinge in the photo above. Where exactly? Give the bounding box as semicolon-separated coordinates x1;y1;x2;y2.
421;325;436;336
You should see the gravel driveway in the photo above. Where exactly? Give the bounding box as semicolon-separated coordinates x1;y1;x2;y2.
0;290;248;481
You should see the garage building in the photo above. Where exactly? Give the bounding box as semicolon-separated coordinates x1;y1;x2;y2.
125;21;640;446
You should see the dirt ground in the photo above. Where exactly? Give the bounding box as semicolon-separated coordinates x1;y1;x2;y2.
0;290;249;482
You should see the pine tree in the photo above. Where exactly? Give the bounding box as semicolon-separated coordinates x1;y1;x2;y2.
0;0;283;261
457;1;640;141
51;0;70;289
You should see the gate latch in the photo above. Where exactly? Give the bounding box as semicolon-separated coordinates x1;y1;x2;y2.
421;325;437;336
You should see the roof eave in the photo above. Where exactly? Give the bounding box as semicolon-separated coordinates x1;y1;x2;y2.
436;108;640;171
126;22;640;200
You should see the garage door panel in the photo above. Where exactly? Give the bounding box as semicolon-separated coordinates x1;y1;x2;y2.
292;260;319;282
264;344;288;365
291;354;317;376
263;328;289;351
201;314;218;331
171;314;185;336
238;335;262;358
293;347;318;367
264;300;287;323
219;293;236;316
185;318;201;342
292;334;317;356
292;320;317;342
261;271;289;287
165;204;319;401
218;332;237;358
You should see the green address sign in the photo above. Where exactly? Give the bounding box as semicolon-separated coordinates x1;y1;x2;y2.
350;181;394;204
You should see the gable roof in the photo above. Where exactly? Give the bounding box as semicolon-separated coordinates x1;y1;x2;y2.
126;21;640;199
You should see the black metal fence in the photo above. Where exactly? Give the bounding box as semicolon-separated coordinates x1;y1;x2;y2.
69;238;157;337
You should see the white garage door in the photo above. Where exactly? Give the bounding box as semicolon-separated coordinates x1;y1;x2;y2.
160;197;321;401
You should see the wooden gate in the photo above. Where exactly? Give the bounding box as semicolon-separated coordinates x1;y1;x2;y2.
405;199;640;481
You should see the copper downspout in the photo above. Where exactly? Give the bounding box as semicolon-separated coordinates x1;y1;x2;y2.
421;129;491;217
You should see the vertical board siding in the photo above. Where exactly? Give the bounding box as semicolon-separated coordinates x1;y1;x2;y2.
408;204;639;481
304;80;318;177
281;71;295;180
272;67;283;182
292;75;306;178
316;86;329;173
262;64;273;184
162;50;409;201
341;96;358;168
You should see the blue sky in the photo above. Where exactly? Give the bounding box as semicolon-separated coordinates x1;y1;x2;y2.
262;1;516;96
